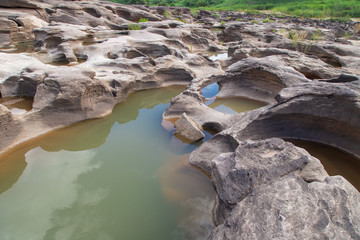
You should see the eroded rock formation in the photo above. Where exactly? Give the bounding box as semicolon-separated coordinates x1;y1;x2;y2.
0;0;223;154
0;0;360;239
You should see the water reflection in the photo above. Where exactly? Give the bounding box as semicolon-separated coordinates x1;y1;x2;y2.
208;52;228;61
208;97;267;114
0;97;33;115
0;148;98;240
201;82;219;98
0;86;215;240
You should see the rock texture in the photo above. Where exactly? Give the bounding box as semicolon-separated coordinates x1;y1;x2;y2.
174;112;205;143
210;175;360;240
0;1;360;239
0;0;224;154
162;7;360;240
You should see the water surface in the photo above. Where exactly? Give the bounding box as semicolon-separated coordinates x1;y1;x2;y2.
0;97;33;115
290;140;360;191
208;97;266;114
0;86;215;240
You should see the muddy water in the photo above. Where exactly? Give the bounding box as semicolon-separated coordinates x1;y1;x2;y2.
0;97;33;115
208;97;267;114
0;86;215;240
290;140;360;191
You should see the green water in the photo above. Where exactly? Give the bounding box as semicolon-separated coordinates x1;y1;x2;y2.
208;97;267;114
0;86;215;240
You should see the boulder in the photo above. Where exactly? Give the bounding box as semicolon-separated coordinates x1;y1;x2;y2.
211;138;328;206
174;112;205;143
229;47;350;80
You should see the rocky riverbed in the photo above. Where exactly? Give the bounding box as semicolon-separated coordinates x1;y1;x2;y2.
0;0;359;239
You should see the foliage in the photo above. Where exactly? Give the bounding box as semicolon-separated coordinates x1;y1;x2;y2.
289;29;322;53
163;11;170;18
181;0;224;7
107;0;360;18
128;24;142;30
175;18;187;23
138;18;149;22
262;18;274;23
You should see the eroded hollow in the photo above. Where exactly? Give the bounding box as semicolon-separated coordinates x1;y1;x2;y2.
208;97;267;114
0;96;33;115
289;140;360;191
239;114;360;157
236;114;360;189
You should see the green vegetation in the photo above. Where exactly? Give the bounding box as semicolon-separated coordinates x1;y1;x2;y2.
108;0;360;19
163;11;170;18
128;24;142;30
262;17;274;23
175;17;187;23
138;18;149;22
289;29;322;53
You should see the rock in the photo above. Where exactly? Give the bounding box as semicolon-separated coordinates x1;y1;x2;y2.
163;89;230;135
34;23;93;64
189;133;239;174
172;81;360;168
174;112;205;143
0;105;22;150
0;17;18;34
114;5;162;22
229;47;350;80
0;53;46;85
209;175;360;240
0;0;39;9
228;82;360;159
323;74;359;83
217;56;309;103
211;138;328;206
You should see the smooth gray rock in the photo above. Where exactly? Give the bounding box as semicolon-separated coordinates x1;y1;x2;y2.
174;112;205;143
218;56;309;103
189;133;239;173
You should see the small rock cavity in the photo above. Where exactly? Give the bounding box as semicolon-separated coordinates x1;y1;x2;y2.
0;97;33;115
290;140;360;191
208;97;267;114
